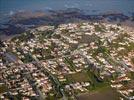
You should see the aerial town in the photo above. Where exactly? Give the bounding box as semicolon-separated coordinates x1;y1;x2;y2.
0;22;134;100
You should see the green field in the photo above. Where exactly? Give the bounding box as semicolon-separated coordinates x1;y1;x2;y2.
66;71;91;83
0;84;8;94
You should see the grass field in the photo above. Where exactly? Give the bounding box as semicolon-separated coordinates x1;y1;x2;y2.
77;87;120;100
66;71;91;83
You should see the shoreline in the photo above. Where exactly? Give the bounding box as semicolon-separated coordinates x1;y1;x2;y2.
0;9;134;41
0;21;133;42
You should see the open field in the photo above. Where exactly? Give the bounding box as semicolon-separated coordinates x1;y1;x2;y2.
77;87;120;100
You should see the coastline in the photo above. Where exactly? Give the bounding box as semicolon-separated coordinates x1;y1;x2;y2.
0;9;134;40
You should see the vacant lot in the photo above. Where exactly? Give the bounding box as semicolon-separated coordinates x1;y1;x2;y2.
77;87;120;100
66;71;90;83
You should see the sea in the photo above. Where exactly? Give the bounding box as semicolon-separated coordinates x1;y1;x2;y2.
0;0;134;22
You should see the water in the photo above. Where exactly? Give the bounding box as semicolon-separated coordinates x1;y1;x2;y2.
0;0;134;22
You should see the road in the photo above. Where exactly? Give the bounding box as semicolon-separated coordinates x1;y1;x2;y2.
31;53;68;100
24;71;46;100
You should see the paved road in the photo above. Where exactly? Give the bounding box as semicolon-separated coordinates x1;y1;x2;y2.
31;53;68;100
5;52;17;62
25;72;46;100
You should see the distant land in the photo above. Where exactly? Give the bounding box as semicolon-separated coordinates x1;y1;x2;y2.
0;8;134;40
1;0;134;39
